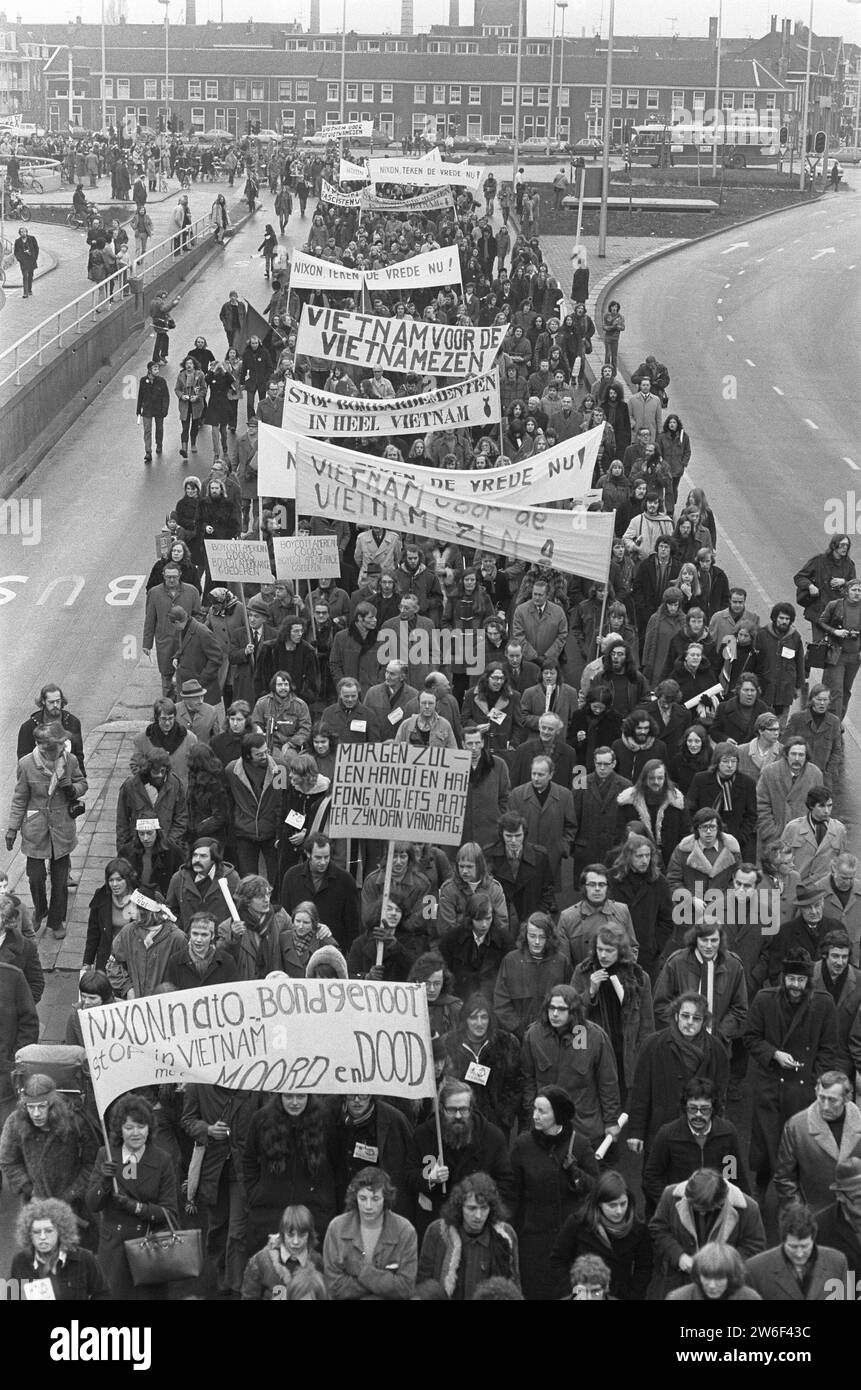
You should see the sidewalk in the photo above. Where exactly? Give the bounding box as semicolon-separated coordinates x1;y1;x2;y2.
1;225;87;341
6;659;162;1043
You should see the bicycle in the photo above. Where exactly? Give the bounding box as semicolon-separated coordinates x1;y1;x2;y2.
19;169;44;194
65;203;99;230
6;190;31;220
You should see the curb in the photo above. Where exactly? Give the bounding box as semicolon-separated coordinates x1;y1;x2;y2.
2;246;59;290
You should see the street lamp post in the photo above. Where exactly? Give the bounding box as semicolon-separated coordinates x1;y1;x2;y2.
597;0;615;257
157;0;170;138
554;3;568;146
511;0;524;186
100;0;107;135
711;0;723;176
799;0;814;190
339;0;347;154
546;2;558;156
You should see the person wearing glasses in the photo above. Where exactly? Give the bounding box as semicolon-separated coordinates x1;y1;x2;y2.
561;1253;613;1301
406;1079;514;1240
641;1078;750;1212
0;1074;99;1247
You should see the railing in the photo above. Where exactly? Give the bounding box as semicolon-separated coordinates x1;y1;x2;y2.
0;210;215;392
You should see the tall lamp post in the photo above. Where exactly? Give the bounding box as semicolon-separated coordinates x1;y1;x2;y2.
597;0;615;257
711;0;722;176
554;2;568;145
546;1;558;155
339;0;347;153
100;0;107;135
157;0;170;137
511;0;524;186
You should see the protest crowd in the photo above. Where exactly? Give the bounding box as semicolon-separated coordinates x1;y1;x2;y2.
2;132;861;1307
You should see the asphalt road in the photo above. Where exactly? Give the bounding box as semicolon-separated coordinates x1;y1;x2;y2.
0;199;310;819
613;186;861;827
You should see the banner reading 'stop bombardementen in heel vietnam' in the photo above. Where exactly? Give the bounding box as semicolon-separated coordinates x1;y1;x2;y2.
81;979;436;1114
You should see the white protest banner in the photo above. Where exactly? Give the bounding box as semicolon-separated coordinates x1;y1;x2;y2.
419;146;443;165
283;423;602;504
296;443;615;581
321;119;373;140
367;156;484;191
363;244;462;293
277;373;501;437
296;305;506;377
340;156;369;183
329;742;471;844
289;249;363;291
272;534;341;580
258;424;296;497
320;179;363;208
81;978;436;1114
204;539;274;583
361;186;454;214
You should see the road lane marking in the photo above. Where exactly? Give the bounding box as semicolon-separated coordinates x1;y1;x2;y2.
717;297;723;303
775;247;785;252
717;315;723;321
845;458;859;471
811;248;835;260
745;359;756;367
737;269;746;275
723;282;731;289
754;257;766;263
772;386;784;395
803;419;819;430
726;334;734;341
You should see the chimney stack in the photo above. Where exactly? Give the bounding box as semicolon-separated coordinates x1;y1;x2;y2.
400;0;413;34
449;0;459;27
708;16;718;40
769;14;777;35
309;0;320;31
185;0;196;22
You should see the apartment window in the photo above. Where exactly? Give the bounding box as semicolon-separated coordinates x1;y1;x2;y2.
379;112;394;136
455;42;478;54
587;115;604;138
234;81;246;101
247;108;261;129
358;39;381;52
501;85;514;105
346;83;357;101
469;86;481;105
646;89;660;109
626;88;639;108
348;111;359;122
385;41;407;52
188;79;201;99
522;86;534;106
326;110;338;123
105;104;116;127
414;84;426;103
526;42;549;56
558;116;570;139
313;39;335;51
611;87;622;107
117;78;130;99
278;80;292;101
206;79;218;100
144;78;157;100
362;83;374;102
742;91;756;111
497;42;518;55
327;81;338;102
285;39;308;51
466;115;482;137
484;25;512;36
722;91;735;109
215;106;227;129
103;78;113;98
764;93;777;110
190;106;204;130
381;83;393;103
361;111;371;123
537;87;549;106
160;79;174;100
671;89;684;109
412;113;428;135
251;81;264;101
281;108;295;128
449;85;461;103
428;41;450;54
296;80;310;101
559;87;569;107
693;89;705;109
589;88;602;107
433;84;446;104
499;114;514;135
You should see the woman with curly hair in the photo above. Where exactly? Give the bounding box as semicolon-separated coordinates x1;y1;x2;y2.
242;1093;337;1250
408;951;463;1039
185;743;232;848
86;1092;178;1299
417;1173;520;1301
146;537;197;593
323;1166;418;1301
0;1074;100;1240
241;1203;324;1300
10;1197;109;1300
461;662;523;754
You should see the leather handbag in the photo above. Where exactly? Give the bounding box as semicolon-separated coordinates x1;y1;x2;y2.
124;1209;203;1287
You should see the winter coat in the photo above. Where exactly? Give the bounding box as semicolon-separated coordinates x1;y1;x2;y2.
549;1209;653;1301
438;919;514;1001
642;1115;751;1210
165;863;241;933
132;725;198;789
86;1140;178;1299
484;841;556;931
168;944;238;990
395;713;457;750
616;784;690;869
685;771;757;861
773;1098;861;1215
173;617;224;704
418;1218;520;1298
656;427;691;481
510;1126;599;1300
137;374;170;419
494;947;570;1041
712;696;771;745
105;917;188;998
784;709;842;790
9;1247;109;1301
627;1027;730;1149
224;756;282;842
508;781;576;882
814;961;861;1075
755;624;805;708
780;814;847;886
520;682;580;734
793;550;857;633
442;1025;522;1131
174;367;207;421
611;734;669;783
242;1099;337;1247
460;754;510;851
256;638;318;705
511;599;569;665
571;957;655;1091
653;947;748;1044
519;1018;621;1143
84;885;132;972
8;750;87;862
324;1209;417;1301
649;1179;765;1297
329;624;381;696
363;680;420;741
743;984;839;1173
665;831;742;902
115;770;187;858
406;1109;515;1236
143;581;202;676
180;1083;262;1208
279;861;360;954
0;927;44;1004
609;871;675;979
0;1106;98;1210
642;607;686;686
756;757;824;857
241;343;274;394
0;963;39;1102
744;1243;848;1302
570;771;632;874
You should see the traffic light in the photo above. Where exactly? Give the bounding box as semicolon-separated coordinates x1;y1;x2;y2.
814;131;826;155
779;125;788;145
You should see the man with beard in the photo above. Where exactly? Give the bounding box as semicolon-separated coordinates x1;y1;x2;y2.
653;916;748;1049
601;645;651;722
17;684;86;776
642;1077;751;1210
611;709;668;783
364;660;419;743
406;1079;514;1238
508;713;579;790
743;949;838;1202
115;749;187;858
333;1094;414;1218
755;602;805;721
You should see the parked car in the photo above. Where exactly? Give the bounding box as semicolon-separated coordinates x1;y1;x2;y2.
837;145;861;164
565;136;604;157
521;136;565;154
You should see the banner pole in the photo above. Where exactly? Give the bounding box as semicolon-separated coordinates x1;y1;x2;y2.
237;582;252;644
375;839;395;971
432;1084;447;1195
306;578;317;641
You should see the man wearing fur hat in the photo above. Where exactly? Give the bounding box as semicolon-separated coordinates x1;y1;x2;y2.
743;949;838;1202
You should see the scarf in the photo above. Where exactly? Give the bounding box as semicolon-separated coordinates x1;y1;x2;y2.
146;720;187;754
669;1020;706;1076
590;1203;635;1247
715;773;734;814
33;746;68;796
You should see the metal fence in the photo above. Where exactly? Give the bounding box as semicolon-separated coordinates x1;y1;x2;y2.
0;211;215;392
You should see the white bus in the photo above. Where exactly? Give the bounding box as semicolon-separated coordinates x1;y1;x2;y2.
631;118;785;168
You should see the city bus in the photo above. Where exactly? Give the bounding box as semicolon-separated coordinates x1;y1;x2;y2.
630;118;786;168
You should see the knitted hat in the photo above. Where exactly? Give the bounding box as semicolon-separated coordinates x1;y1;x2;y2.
536;1085;575;1127
305;945;348;980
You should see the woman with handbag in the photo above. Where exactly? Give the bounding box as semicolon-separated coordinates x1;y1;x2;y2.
509;1086;599;1301
86;1092;180;1300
